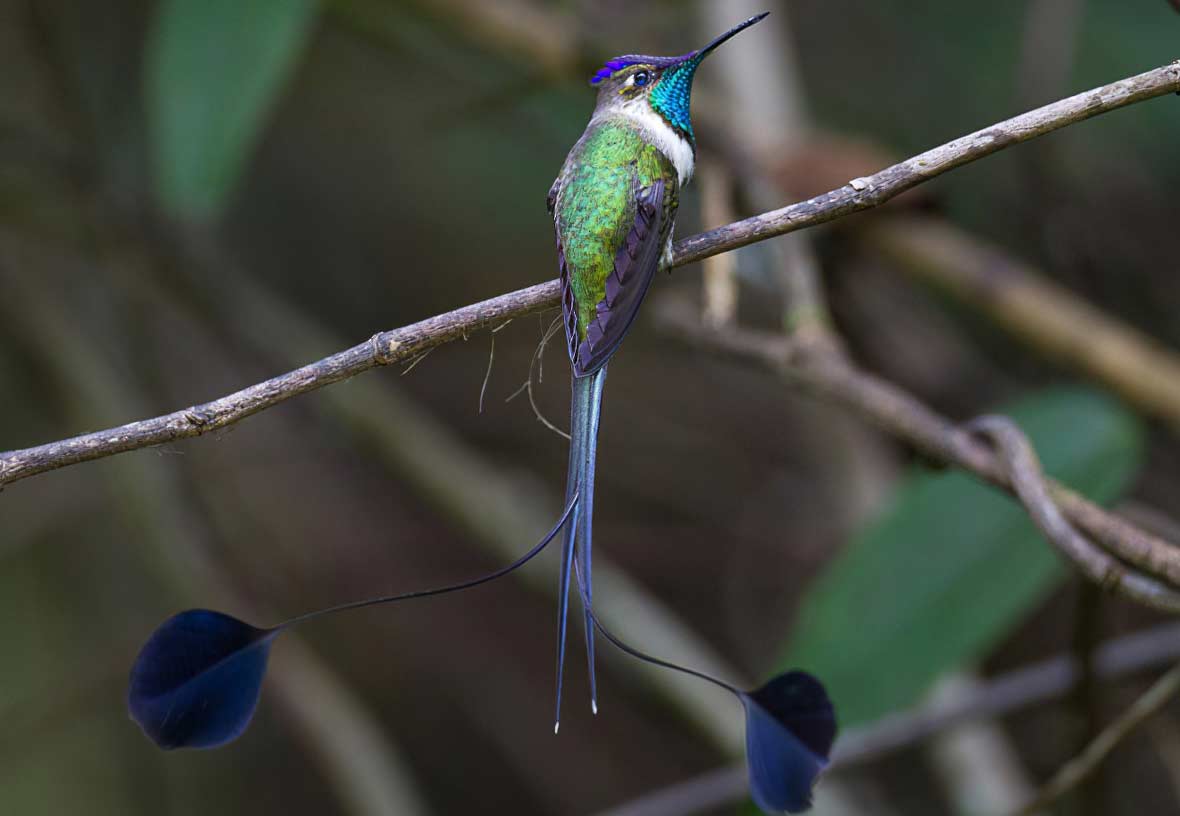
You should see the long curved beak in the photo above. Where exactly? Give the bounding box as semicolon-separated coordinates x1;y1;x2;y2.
696;12;770;60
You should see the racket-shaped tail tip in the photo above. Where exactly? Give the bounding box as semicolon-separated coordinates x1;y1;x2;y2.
128;609;277;750
741;671;837;814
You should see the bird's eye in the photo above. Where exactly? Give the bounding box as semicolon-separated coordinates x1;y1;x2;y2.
633;71;650;87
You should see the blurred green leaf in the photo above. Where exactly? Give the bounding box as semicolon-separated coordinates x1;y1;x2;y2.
145;0;319;219
780;387;1144;727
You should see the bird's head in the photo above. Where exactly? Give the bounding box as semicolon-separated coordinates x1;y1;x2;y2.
589;13;769;144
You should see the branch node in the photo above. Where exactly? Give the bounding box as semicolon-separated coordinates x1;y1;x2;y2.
1101;563;1127;594
372;333;402;365
184;410;211;429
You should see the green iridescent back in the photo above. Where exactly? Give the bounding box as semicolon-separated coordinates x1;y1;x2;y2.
555;119;679;340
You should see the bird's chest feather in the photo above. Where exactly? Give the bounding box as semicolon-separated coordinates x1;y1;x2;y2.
617;100;695;187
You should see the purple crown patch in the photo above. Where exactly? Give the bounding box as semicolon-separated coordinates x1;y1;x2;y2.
589;53;696;85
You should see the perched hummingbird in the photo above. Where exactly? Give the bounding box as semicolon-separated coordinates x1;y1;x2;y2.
123;13;834;810
546;13;770;730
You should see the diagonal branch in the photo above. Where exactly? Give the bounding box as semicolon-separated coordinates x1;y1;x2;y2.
0;274;558;487
2;60;1178;488
655;295;1180;606
672;60;1180;265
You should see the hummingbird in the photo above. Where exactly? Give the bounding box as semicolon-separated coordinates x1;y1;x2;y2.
546;13;770;730
124;14;835;810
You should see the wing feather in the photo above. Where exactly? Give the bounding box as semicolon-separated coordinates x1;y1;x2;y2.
560;178;668;377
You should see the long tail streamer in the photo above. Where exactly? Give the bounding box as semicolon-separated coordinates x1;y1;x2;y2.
555;365;607;731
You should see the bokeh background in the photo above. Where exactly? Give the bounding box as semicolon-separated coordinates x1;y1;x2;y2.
3;0;1180;814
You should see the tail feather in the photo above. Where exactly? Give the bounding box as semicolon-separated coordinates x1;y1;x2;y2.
578;369;606;715
554;366;607;731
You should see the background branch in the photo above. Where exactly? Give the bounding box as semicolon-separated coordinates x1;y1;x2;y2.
655;296;1180;604
596;619;1180;816
863;217;1180;432
1013;660;1180;816
969;415;1180;609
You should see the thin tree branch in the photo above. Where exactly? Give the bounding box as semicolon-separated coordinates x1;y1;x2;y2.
594;620;1180;816
2;60;1178;488
0;279;559;486
1013;660;1180;816
655;296;1180;606
672;60;1180;266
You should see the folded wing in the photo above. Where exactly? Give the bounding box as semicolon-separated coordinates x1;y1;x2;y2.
558;177;668;377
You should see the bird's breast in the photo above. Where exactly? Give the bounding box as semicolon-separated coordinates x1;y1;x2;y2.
594;103;695;187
